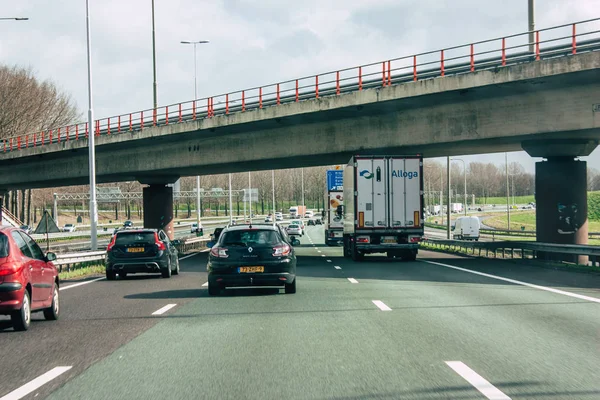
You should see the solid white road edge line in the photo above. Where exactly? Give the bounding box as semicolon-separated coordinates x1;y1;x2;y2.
348;278;359;284
334;266;342;270
60;277;105;291
0;366;73;400
372;300;391;311
423;260;600;304
152;304;177;315
445;361;511;400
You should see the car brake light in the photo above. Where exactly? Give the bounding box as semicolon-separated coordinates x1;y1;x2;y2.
107;235;117;252
210;246;229;258
273;244;291;256
154;232;166;251
409;236;421;243
357;237;370;243
0;264;21;276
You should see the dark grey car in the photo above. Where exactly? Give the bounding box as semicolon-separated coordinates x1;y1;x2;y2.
105;229;180;280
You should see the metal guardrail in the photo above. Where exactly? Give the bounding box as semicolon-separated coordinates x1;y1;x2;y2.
423;238;600;267
425;222;600;240
2;18;600;153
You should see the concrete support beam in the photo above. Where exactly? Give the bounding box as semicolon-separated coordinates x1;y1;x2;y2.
522;139;599;158
142;184;174;240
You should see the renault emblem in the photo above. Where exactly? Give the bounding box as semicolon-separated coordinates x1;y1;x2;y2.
248;247;253;253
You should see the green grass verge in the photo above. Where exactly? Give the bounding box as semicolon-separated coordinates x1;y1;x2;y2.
474;195;535;205
485;211;600;232
59;263;105;280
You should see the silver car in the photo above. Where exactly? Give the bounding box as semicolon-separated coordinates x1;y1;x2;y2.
286;224;303;237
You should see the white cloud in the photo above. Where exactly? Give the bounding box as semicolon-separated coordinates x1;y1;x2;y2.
0;0;598;171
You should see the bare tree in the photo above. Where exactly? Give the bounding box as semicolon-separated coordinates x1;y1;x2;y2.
0;65;80;141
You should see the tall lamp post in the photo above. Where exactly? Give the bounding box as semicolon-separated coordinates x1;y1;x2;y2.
505;152;511;230
181;40;209;232
85;0;98;250
451;158;467;216
0;17;28;225
151;0;157;109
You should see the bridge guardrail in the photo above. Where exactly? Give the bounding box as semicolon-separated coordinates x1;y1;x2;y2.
2;18;600;152
423;238;600;267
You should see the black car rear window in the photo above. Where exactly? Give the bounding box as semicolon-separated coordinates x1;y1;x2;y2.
0;233;8;257
220;230;280;247
115;232;155;245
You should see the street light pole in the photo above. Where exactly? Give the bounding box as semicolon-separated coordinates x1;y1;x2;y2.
85;0;98;250
451;158;467;216
505;152;511;230
228;173;233;224
196;175;201;230
301;168;305;213
528;0;535;54
151;0;157;109
181;40;209;232
248;172;252;223
446;156;451;239
272;170;276;216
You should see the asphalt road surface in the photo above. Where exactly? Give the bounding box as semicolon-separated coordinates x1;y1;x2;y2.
1;226;599;399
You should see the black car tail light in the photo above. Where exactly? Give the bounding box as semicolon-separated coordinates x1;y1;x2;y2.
106;235;117;252
272;243;291;256
210;246;229;258
154;232;166;251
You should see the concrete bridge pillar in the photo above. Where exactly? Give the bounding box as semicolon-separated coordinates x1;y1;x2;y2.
522;139;598;264
142;184;174;240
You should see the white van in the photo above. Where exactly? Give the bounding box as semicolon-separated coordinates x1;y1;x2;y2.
452;216;480;241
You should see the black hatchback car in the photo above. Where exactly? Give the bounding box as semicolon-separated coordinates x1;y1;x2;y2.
207;224;297;295
105;229;180;280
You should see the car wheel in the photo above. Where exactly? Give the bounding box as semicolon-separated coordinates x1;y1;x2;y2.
207;282;219;296
43;283;60;321
106;270;116;281
119;272;128;279
12;290;31;331
284;279;296;294
162;259;172;278
173;258;180;275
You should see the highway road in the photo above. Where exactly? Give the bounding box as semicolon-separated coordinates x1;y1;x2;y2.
1;226;599;399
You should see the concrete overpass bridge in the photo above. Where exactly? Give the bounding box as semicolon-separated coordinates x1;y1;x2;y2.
1;18;600;244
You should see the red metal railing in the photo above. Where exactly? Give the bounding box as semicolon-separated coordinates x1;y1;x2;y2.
2;17;600;153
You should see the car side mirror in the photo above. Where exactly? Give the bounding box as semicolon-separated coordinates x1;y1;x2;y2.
292;238;301;246
46;252;57;262
172;239;181;246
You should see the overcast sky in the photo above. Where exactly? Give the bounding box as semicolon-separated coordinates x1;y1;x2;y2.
1;0;599;173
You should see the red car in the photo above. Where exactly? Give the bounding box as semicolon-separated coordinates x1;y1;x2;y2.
0;226;60;331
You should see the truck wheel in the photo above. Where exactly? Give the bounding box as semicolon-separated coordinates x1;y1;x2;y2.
343;238;350;258
403;250;417;261
351;243;364;262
